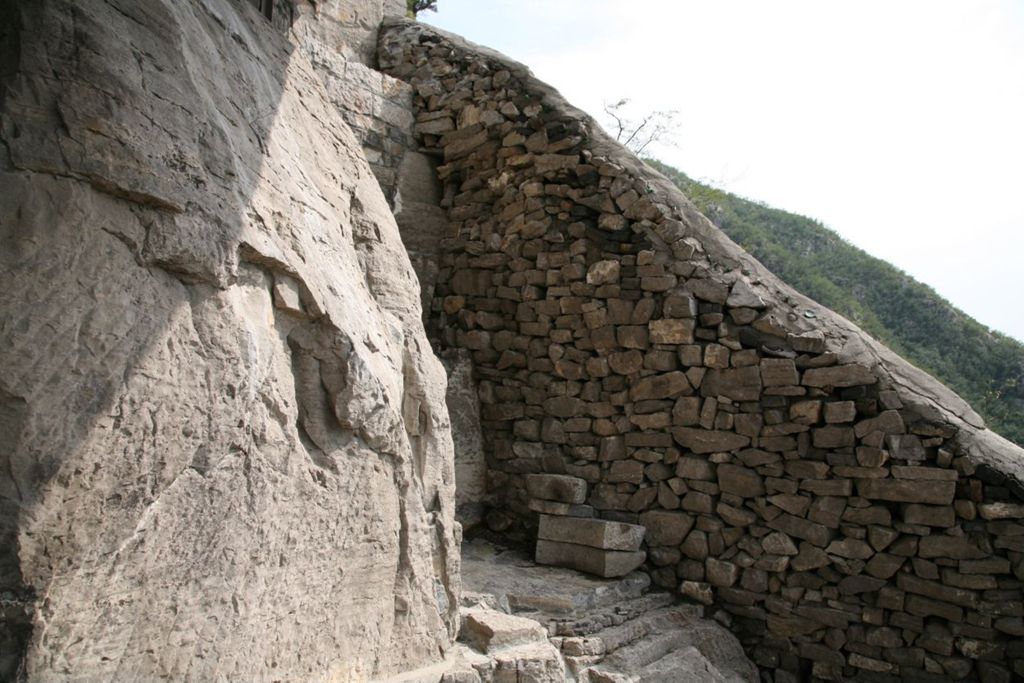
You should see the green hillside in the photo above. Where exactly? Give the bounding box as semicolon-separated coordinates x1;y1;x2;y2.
647;159;1024;447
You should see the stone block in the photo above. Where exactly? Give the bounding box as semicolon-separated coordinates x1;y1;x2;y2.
527;499;595;518
700;366;762;401
639;510;695;546
535;540;645;578
917;535;987;560
760;359;799;387
461;608;547;654
717;464;765;497
586;260;620;285
855;479;955;505
802;364;877;388
537;514;645;551
629;371;692;401
672;427;750;454
525;473;587;504
903;504;955;527
767;513;832;547
649;318;695;344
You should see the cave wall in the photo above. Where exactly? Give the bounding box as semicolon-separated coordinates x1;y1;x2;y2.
380;18;1024;682
0;1;457;681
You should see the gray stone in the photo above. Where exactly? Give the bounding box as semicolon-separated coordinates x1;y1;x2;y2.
855;479;956;504
534;540;645;578
649;318;696;344
701;366;763;401
525;474;588;504
672;428;750;454
527;499;595;518
768;514;832;547
802;364;877;388
717;464;765;497
639;510;696;546
461;608;547;653
587;260;620;285
537;515;645;551
2;3;462;682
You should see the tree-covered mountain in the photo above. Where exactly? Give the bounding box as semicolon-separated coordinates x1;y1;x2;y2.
647;159;1024;447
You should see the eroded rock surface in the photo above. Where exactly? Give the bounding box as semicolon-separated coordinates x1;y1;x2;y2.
0;1;456;680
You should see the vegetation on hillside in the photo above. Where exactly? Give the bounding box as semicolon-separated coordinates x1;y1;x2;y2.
646;159;1024;447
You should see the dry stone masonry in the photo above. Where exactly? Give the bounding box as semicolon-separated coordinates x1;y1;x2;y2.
380;18;1024;683
529;473;647;578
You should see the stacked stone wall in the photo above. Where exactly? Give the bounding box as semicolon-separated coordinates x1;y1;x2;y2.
380;18;1024;682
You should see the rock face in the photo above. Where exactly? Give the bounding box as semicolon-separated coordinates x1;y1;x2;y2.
0;1;456;681
380;18;1024;682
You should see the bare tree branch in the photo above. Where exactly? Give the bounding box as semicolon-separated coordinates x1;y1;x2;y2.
603;98;679;156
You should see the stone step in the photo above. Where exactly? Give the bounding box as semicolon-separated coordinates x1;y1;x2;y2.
549;592;676;637
459;608;548;654
489;641;565;683
596;612;758;683
535;539;645;578
600;628;694;673
537;514;645;551
561;604;701;661
462;539;650;615
627;645;729;683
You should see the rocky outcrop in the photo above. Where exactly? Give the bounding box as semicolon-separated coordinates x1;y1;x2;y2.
0;1;457;681
380;18;1024;682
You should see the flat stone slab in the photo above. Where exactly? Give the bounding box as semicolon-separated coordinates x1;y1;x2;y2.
536;539;646;578
538;515;645;551
855;479;956;505
460;608;547;654
528;498;595;518
461;539;650;614
526;473;588;504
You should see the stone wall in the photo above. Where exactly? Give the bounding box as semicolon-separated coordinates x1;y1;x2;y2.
0;1;457;680
380;18;1024;683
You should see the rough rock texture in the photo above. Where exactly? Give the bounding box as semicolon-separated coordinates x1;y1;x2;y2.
0;1;457;681
380;18;1024;682
445;350;488;528
459;540;756;683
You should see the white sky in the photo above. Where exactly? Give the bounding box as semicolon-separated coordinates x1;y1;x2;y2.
427;0;1024;343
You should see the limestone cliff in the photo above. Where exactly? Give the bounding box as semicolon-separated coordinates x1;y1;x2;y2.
0;1;457;681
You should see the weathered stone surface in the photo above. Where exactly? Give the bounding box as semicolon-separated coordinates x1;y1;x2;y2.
461;608;547;653
856;479;956;504
1;3;456;681
587;260;621;285
446;352;488;527
761;359;799;387
768;514;832;547
717;464;765;497
630;371;692;401
534;540;645;578
527;499;595;518
639;510;696;546
673;428;750;454
537;515;645;551
802;364;877;388
526;474;588;504
701;366;763;401
649;318;696;344
918;535;987;560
